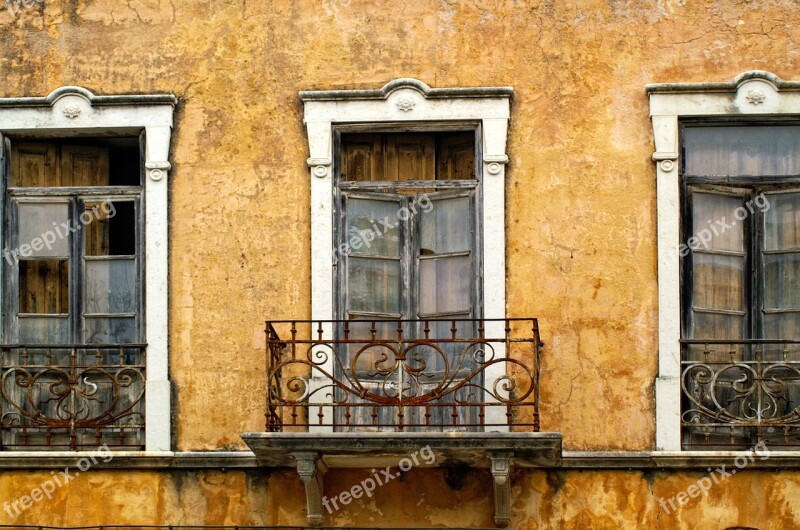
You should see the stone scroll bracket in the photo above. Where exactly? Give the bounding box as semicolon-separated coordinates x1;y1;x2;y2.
288;449;517;527
245;432;562;528
291;451;328;527
489;451;514;528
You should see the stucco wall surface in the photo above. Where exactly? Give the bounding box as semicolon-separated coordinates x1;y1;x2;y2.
0;0;798;454
1;469;799;528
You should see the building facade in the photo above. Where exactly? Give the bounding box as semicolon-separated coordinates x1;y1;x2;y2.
0;0;799;528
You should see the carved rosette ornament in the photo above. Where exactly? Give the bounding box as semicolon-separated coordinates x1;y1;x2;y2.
396;96;417;112
63;104;82;118
746;89;766;105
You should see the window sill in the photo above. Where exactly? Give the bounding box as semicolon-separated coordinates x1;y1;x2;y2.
562;450;793;469
0;451;257;468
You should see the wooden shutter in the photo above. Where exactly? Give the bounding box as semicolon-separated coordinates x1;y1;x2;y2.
10;142;57;187
384;134;435;181
436;132;475;180
60;145;109;187
341;134;383;182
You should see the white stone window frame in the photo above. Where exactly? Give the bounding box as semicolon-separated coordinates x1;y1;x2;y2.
300;78;512;431
0;86;176;453
648;71;800;451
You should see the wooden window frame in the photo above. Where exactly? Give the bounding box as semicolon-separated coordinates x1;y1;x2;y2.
4;140;146;345
333;127;484;324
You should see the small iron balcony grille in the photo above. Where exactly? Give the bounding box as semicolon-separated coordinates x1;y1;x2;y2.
0;344;146;451
265;318;541;432
682;339;800;449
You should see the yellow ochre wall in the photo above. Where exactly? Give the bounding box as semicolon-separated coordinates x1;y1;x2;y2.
1;468;800;528
1;0;800;528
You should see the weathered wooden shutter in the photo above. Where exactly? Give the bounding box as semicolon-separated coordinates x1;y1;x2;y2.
436;132;475;181
60;145;109;186
384;134;435;182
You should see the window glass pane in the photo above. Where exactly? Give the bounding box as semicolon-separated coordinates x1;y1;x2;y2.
691;311;745;340
764;192;800;251
691;192;744;252
419;256;471;315
84;317;137;344
18;316;69;343
346;197;401;257
684;126;800;176
85;259;137;313
764;312;800;340
420;196;471;254
343;319;399;375
763;252;800;310
85;201;136;256
691;253;745;311
18;203;69;257
19;260;69;314
348;257;401;314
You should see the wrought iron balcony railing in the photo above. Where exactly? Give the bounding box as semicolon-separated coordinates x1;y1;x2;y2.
265;318;541;432
682;339;800;449
0;344;146;451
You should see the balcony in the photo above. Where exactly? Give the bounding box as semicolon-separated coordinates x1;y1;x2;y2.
0;344;146;451
682;339;800;450
263;318;541;432
242;318;561;527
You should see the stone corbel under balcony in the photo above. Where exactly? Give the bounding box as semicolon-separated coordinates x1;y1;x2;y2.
242;432;562;528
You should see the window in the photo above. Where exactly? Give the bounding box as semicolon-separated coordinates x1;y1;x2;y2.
648;71;800;450
336;131;481;428
0;87;175;451
5;138;142;345
300;78;512;431
680;124;800;448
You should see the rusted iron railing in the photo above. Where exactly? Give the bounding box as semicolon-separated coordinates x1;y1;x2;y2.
0;344;146;451
682;339;800;449
265;318;541;432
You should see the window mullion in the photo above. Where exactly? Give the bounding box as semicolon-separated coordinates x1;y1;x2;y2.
405;195;416;322
72;197;81;344
752;187;763;340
